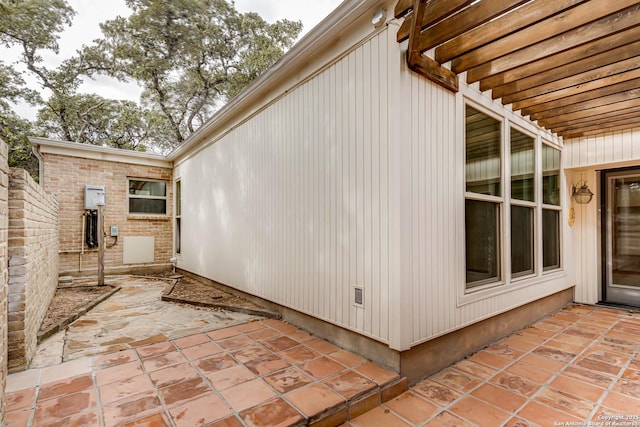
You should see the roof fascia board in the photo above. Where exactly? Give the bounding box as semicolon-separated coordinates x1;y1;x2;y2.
29;137;172;168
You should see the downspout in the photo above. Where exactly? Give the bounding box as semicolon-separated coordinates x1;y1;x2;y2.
31;142;45;184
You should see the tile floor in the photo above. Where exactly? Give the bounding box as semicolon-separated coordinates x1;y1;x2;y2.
6;304;640;426
5;318;405;427
346;304;640;426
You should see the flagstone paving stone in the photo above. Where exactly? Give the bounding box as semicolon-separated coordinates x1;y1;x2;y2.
8;284;640;426
29;275;262;368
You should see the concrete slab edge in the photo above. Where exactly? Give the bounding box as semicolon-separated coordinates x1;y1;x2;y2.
160;294;281;319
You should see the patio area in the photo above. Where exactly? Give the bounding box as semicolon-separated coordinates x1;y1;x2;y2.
348;304;640;426
4;303;640;426
5;318;405;426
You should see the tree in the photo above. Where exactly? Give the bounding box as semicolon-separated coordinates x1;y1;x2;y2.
0;0;160;175
81;0;302;146
0;0;303;177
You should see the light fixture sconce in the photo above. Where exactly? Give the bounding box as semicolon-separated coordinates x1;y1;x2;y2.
572;181;594;205
372;8;387;28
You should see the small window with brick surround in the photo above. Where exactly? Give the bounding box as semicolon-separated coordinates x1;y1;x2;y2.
127;179;167;215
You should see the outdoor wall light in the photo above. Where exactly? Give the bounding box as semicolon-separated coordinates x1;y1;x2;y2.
372;8;387;28
572;181;594;205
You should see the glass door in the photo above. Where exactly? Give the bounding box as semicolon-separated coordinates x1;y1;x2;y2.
605;169;640;306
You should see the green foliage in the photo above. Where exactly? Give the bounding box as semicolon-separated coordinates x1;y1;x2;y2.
82;0;302;144
0;0;303;177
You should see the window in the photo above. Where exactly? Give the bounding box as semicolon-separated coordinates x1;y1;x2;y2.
464;103;562;291
175;179;181;254
542;144;561;271
510;128;535;278
465;105;502;288
128;179;167;215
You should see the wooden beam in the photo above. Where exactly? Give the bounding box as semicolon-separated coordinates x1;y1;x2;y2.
494;39;640;99
555;118;640;138
435;0;588;63
396;0;475;44
395;0;413;18
406;0;458;92
530;89;640;121
510;66;640;110
551;106;640;132
537;98;640;127
458;1;640;77
561;119;640;138
414;0;529;52
480;26;640;91
522;78;640;116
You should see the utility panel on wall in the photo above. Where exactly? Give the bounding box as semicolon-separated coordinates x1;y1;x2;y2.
85;185;106;210
123;236;154;264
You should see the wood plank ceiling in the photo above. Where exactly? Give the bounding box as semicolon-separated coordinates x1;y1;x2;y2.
395;0;640;139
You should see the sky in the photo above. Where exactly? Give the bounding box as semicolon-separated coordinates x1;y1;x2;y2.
3;0;344;119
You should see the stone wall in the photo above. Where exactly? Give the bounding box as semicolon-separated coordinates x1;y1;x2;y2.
0;141;9;423
41;153;173;276
7;168;59;371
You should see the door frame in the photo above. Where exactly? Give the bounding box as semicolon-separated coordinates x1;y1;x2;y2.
600;165;640;307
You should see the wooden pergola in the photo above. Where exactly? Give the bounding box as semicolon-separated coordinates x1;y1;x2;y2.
396;0;640;139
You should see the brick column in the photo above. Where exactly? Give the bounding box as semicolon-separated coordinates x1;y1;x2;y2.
0;140;10;423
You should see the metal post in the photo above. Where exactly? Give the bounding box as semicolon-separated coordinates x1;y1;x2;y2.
97;203;105;285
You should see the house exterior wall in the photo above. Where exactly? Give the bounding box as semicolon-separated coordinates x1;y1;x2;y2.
396;61;572;348
40;152;173;276
176;28;394;345
0;140;8;423
175;8;575;353
7;168;58;371
565;127;640;304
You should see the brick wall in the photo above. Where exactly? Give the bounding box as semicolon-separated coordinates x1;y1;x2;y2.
0;141;9;423
42;153;173;276
7;168;59;371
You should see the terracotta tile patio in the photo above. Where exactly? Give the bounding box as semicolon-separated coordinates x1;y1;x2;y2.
346;304;640;426
4;318;405;426
5;304;640;426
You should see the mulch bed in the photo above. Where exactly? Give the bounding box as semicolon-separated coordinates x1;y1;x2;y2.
37;273;279;344
161;274;280;319
38;284;120;342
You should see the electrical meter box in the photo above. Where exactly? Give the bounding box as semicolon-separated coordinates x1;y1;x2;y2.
84;185;106;210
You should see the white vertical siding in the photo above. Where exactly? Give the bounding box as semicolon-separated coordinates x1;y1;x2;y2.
402;75;572;346
176;23;577;351
565;128;640;305
176;31;392;343
567;169;600;304
565;127;640;169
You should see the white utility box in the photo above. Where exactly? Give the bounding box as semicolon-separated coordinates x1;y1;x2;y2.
84;185;106;210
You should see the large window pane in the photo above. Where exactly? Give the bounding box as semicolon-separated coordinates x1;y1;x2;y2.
511;206;534;277
542;145;560;205
466;199;501;286
129;180;166;197
543;209;560;270
466;106;501;196
511;128;535;202
129;198;167;214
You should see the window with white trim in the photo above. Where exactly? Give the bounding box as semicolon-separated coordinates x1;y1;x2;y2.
465;105;502;288
542;144;561;271
464;104;561;291
128;179;167;215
